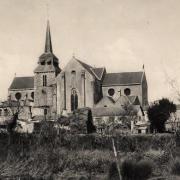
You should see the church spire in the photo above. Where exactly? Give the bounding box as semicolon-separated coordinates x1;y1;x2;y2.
45;20;53;53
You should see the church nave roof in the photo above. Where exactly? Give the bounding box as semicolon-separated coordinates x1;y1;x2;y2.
102;71;144;86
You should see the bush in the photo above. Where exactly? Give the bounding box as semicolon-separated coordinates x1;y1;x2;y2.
108;162;120;180
121;159;153;180
171;158;180;175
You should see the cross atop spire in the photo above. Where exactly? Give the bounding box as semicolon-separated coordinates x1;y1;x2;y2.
45;20;53;53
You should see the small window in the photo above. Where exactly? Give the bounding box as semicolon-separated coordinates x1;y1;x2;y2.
43;75;47;86
44;109;47;115
47;61;51;65
15;92;21;100
41;61;45;65
124;88;131;96
108;88;115;96
0;109;2;116
81;70;85;77
31;92;34;99
71;70;76;75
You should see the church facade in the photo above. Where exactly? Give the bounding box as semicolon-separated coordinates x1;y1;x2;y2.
7;21;148;119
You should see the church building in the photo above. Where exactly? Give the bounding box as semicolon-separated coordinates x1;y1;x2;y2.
7;21;148;120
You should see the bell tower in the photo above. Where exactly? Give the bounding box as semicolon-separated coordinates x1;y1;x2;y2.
34;21;61;116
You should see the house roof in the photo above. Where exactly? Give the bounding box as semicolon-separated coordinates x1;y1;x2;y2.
102;72;144;86
127;96;140;105
95;96;115;107
92;107;126;117
115;96;131;106
9;77;34;90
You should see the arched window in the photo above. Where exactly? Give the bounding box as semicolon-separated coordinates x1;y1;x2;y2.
15;92;21;100
43;75;47;86
71;88;78;111
124;88;131;96
31;92;34;99
4;109;8;116
108;88;115;96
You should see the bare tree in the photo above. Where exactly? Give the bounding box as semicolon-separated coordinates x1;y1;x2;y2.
0;94;28;134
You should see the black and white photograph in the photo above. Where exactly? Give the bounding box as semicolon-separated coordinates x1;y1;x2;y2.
0;0;180;179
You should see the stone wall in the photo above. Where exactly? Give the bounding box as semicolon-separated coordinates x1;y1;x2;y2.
34;72;56;114
102;84;143;104
56;59;101;114
8;89;34;101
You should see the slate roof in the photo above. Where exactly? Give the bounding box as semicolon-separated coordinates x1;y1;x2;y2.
102;72;144;86
76;59;105;80
95;96;115;107
92;107;126;117
38;53;59;63
9;77;34;90
127;96;140;105
34;64;61;73
115;96;130;106
91;67;105;80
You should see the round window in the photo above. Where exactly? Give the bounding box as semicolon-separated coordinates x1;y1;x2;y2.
15;92;21;100
124;88;131;96
108;88;115;96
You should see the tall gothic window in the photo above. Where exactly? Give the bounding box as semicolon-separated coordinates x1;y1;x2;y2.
71;88;78;111
43;75;47;86
71;70;76;88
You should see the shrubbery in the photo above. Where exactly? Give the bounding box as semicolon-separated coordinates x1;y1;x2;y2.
108;162;120;180
121;159;153;180
0;131;178;179
171;158;180;175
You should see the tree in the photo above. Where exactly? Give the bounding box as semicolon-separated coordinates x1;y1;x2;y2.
0;94;29;135
147;98;176;133
86;109;96;134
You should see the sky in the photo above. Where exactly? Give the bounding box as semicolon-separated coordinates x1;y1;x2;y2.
0;0;180;102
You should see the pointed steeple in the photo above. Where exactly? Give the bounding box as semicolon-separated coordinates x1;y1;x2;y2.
45;20;53;53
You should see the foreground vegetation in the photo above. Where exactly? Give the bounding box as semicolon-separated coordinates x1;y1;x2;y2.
0;128;180;180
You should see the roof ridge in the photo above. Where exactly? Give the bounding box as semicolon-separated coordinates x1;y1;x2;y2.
106;71;143;74
76;59;93;68
14;76;34;78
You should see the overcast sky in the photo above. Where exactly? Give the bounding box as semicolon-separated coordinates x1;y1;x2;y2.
0;0;180;102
